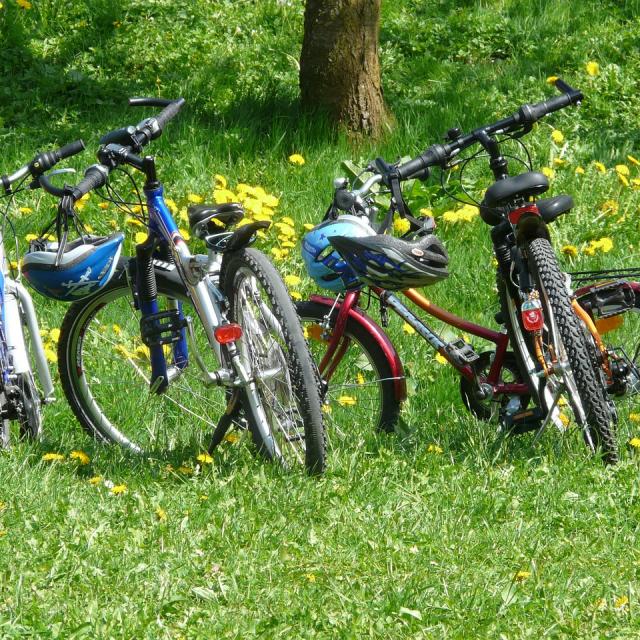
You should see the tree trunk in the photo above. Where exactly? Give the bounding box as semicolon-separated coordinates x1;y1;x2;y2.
300;0;389;137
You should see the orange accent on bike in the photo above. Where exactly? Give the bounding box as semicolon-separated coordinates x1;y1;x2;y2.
595;314;624;334
572;298;612;382
533;334;549;376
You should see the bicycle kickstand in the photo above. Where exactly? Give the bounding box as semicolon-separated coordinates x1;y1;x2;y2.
532;382;567;446
208;389;242;453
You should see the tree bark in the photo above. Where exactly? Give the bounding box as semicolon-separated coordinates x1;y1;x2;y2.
300;0;389;137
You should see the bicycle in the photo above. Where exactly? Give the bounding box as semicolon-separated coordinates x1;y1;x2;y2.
298;79;620;463
33;98;325;473
0;140;86;445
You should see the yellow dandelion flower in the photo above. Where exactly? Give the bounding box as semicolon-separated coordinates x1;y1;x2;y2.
281;241;296;249
321;404;332;414
125;217;144;228
303;223;314;231
600;200;619;215
616;164;630;176
270;247;284;261
427;443;443;454
561;245;578;258
629;413;640;422
199;495;208;501
18;207;32;215
134;232;148;244
70;450;90;465
290;291;301;301
134;345;150;361
435;353;448;365
177;465;194;475
224;432;240;444
356;372;365;385
515;570;531;582
553;158;567;167
614;595;629;609
98;202;109;210
598;237;614;252
627;155;640;167
108;219;118;229
155;506;167;521
558;412;570;427
284;275;301;287
628;437;640;449
632;178;640;188
16;0;32;9
112;324;122;335
618;173;630;187
337;395;357;407
164;197;178;214
25;233;38;242
187;193;203;204
196;453;213;465
541;167;555;180
419;207;433;217
288;153;305;166
280;216;295;226
305;573;316;583
110;484;127;495
575;166;585;175
261;194;279;208
48;328;61;343
403;322;416;335
44;347;57;364
551;129;564;144
586;61;600;77
214;174;227;189
42;452;65;462
546;75;559;84
394;217;411;235
594;161;606;174
88;476;102;485
179;228;190;241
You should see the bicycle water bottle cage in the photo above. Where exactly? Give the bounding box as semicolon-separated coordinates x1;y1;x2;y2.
188;203;245;239
483;172;549;208
140;310;187;347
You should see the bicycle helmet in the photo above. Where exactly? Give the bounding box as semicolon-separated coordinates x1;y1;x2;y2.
329;231;449;290
22;233;124;302
301;214;376;292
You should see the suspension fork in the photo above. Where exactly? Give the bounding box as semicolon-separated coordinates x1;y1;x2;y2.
318;290;359;378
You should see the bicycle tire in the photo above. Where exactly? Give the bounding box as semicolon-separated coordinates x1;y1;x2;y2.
499;238;618;463
295;300;401;434
58;266;233;454
16;371;42;440
221;249;326;474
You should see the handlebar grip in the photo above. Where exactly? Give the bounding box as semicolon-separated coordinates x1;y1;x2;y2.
71;165;109;200
56;139;86;161
396;145;448;180
519;94;572;124
554;78;583;103
154;98;185;130
129;97;173;108
30;139;86;176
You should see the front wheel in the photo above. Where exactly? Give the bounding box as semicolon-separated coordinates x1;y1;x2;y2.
16;372;42;440
222;249;326;474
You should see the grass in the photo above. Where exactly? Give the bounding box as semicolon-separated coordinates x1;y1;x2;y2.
1;0;640;637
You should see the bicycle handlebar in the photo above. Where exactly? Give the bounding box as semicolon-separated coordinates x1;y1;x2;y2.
396;79;583;180
1;139;86;194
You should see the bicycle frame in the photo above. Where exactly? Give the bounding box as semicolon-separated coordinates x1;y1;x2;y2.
311;284;529;402
0;230;54;402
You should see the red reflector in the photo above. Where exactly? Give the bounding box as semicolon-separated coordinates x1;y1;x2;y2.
508;203;540;225
214;323;243;344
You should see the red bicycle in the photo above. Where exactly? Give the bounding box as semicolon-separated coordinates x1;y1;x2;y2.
299;80;627;463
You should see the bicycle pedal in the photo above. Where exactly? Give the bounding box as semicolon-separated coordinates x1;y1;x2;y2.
501;406;545;435
445;339;480;366
140;309;187;347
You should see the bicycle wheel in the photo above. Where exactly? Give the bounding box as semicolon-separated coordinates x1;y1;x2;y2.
16;371;42;440
58;268;230;455
295;300;401;435
499;238;618;462
221;249;326;474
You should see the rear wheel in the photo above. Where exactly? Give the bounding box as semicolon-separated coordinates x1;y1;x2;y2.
222;249;326;474
295;300;402;436
499;238;618;463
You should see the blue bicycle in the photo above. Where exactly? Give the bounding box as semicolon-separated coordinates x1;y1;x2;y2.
0;140;85;445
32;99;326;473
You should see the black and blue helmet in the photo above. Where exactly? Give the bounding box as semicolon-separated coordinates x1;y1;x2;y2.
301;215;376;292
22;233;124;302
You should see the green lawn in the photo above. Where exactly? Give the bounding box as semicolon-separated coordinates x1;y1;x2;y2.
1;0;640;637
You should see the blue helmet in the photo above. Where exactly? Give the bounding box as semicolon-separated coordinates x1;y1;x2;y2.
22;233;124;302
301;215;376;292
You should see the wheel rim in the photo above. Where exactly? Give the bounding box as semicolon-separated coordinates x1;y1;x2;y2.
66;285;227;454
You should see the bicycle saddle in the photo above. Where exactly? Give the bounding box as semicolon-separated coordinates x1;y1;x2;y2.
188;202;245;238
483;172;549;207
